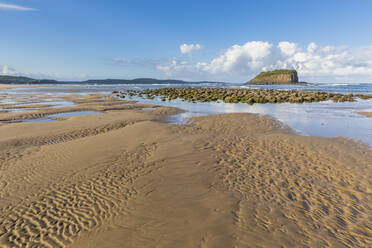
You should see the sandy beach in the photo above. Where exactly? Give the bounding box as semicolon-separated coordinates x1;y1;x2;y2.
0;93;371;248
3;0;372;246
0;84;82;90
0;84;47;90
359;112;372;118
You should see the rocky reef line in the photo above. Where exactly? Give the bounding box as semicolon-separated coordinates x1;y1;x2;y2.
113;88;372;105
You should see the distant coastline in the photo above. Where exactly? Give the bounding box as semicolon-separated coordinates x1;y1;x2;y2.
0;75;225;85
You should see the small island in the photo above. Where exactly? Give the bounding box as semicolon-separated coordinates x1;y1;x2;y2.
245;69;307;85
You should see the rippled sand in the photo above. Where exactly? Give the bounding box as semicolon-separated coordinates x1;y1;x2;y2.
0;93;371;247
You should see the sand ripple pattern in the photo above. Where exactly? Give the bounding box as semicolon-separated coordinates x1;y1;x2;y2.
1;120;140;151
0;144;158;248
215;136;372;247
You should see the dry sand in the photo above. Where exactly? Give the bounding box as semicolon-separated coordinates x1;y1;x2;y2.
0;94;371;248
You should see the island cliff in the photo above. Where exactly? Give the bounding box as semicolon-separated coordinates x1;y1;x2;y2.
245;69;306;85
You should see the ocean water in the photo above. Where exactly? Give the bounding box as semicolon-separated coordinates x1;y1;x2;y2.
4;82;372;95
126;96;372;146
1;83;372;146
236;83;372;94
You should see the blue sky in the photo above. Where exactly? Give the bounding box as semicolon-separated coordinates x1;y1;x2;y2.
1;0;372;83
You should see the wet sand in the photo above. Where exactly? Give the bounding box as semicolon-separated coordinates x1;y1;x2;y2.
0;84;48;89
0;93;371;247
359;112;372;118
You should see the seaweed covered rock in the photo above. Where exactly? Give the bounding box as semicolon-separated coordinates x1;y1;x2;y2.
115;87;371;105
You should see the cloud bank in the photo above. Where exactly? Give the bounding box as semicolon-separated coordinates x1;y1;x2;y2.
159;41;372;83
180;44;203;55
0;65;88;81
0;3;37;11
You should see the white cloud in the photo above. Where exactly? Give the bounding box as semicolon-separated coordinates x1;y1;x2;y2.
158;41;372;83
202;41;275;73
278;41;300;56
157;59;193;75
180;44;203;54
1;65;17;75
307;42;317;53
0;3;37;11
0;65;87;80
2;65;8;74
108;58;166;68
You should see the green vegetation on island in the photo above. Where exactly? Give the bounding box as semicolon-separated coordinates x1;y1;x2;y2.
0;75;58;84
116;88;372;105
246;69;306;85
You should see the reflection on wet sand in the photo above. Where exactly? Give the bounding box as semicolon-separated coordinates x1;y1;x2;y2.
128;96;372;146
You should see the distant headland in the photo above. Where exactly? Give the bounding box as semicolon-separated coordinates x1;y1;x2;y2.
0;75;223;85
245;69;308;85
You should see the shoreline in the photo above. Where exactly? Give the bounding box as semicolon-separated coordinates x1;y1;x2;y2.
0;83;87;89
1;91;371;147
358;111;372;118
0;83;44;89
0;92;371;247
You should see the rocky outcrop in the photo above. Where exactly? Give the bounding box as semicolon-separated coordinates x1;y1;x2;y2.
118;87;368;105
245;69;305;85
